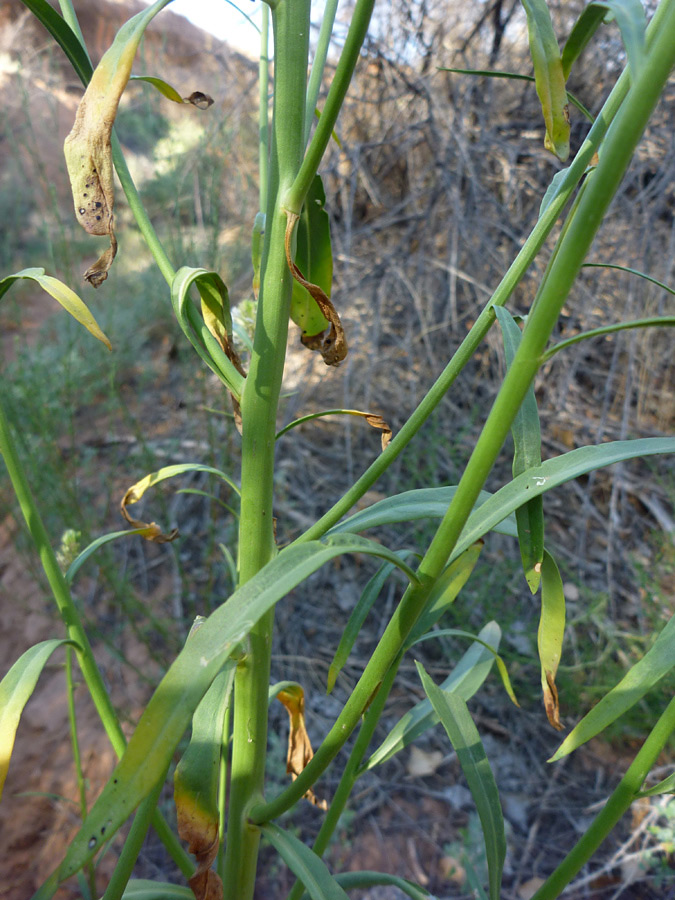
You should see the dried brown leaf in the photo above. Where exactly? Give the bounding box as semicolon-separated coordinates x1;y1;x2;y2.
277;685;328;810
120;484;179;544
543;669;563;731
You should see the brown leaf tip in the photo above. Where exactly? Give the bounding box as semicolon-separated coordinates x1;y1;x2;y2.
186;91;214;109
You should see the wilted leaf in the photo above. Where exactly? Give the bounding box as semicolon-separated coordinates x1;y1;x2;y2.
286;212;347;366
130;75;214;109
63;0;172;286
277;684;327;810
121;463;240;543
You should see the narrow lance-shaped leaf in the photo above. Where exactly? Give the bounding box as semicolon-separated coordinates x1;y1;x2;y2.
550;611;675;761
129;75;214;108
520;0;570;160
417;663;506;900
0;268;111;350
44;533;419;885
495;307;544;592
63;0;173;286
174;651;235;900
0;640;75;800
363;622;502;772
261;822;350;900
538;549;565;730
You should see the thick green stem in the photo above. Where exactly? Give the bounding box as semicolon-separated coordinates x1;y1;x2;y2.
531;694;675;900
252;3;675;822
223;2;310;898
259;4;270;212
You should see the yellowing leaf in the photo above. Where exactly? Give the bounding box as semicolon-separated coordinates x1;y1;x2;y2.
63;0;173;286
0;268;111;350
277;684;327;810
130;75;214;108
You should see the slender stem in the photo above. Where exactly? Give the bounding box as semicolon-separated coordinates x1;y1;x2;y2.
259;4;270;212
285;0;376;213
223;2;311;897
66;647;96;899
251;3;675;821
216;702;231;883
304;0;340;145
531;694;675;900
0;391;194;880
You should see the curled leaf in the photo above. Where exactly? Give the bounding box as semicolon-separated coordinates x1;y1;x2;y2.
277;684;327;810
538;550;565;730
286;213;347;366
130;75;214;109
276;408;392;450
63;0;173;286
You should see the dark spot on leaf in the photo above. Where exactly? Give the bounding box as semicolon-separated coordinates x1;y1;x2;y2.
95;215;101;220
95;201;102;208
88;836;97;849
79;208;85;215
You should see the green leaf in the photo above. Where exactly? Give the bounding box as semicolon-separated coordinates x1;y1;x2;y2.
581;262;675;295
449;439;675;564
261;822;349;900
119;882;193;899
0;640;74;800
174;662;235;859
495;307;544;592
585;0;647;80
0;268;111;350
538;550;566;730
290;174;332;338
550;611;675;761
438;68;594;122
47;534;420;884
326;487;517;539
562;4;608;79
520;0;570;160
65;528;149;584
638;772;675;798
327;559;400;694
299;872;433;900
20;0;93;85
362;622;502;772
409;629;518;707
542;316;675;362
128;76;214;108
407;543;484;643
417;664;505;900
171;267;245;400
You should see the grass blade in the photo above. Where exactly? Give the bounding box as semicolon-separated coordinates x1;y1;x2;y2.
417;663;505;900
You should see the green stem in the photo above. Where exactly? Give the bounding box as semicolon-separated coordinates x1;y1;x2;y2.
222;2;311;898
531;694;675;900
285;0;376;212
251;2;675;822
65;646;96;899
304;0;339;145
259;4;270;212
0;391;194;881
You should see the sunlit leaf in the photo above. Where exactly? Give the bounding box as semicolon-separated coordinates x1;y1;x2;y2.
63;0;173;285
417;663;505;900
550;611;675;761
0;268;111;350
0;640;75;800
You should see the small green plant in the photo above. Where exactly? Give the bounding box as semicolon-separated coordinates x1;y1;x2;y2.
1;1;675;900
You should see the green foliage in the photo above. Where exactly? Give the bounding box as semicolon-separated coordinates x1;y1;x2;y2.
1;2;674;900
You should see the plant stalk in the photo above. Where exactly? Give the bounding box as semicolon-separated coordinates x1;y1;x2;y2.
222;2;311;897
